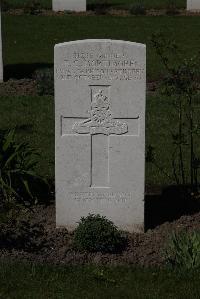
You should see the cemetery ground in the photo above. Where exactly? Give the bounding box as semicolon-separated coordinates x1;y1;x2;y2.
2;0;186;11
3;15;200;82
0;262;200;299
0;9;200;299
2;15;200;184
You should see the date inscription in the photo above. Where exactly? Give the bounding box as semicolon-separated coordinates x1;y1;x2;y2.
69;191;133;203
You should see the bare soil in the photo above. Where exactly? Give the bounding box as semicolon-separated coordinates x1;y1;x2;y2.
0;79;37;96
0;199;200;267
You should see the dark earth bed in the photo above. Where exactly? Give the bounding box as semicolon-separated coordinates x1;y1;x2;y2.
0;201;200;267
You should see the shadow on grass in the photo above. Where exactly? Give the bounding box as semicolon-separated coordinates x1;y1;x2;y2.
4;63;53;81
145;185;200;230
87;3;119;9
15;124;34;133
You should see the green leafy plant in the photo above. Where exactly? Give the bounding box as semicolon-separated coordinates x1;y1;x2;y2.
0;129;48;205
130;2;146;15
34;68;54;96
23;0;41;15
149;33;200;195
73;214;127;253
164;230;200;270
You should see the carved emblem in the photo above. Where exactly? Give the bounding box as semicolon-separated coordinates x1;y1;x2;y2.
72;89;128;135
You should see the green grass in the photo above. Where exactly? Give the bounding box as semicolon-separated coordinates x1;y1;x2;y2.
3;0;51;10
0;94;199;185
0;262;200;299
146;95;200;185
3;15;200;81
0;96;54;181
3;0;186;10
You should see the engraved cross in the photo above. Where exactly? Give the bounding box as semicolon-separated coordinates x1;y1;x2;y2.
61;86;139;188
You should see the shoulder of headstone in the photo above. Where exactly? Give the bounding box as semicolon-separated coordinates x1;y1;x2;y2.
54;39;146;49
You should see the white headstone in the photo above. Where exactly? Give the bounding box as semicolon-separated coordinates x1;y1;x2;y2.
0;5;3;82
187;0;200;10
53;0;86;11
55;39;146;232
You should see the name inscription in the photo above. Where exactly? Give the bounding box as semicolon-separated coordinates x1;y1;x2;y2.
69;191;133;203
56;51;144;81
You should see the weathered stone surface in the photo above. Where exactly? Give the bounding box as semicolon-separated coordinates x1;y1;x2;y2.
0;6;3;82
52;0;86;12
187;0;200;10
55;39;146;232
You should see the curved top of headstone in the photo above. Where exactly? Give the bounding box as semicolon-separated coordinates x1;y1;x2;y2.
55;39;146;49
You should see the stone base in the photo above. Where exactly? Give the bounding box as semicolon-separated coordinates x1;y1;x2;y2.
52;0;86;12
187;0;200;11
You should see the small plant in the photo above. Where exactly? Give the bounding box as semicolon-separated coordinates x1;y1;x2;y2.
34;68;54;96
164;230;200;270
73;214;127;253
149;33;200;195
0;129;48;205
130;2;146;15
23;0;41;15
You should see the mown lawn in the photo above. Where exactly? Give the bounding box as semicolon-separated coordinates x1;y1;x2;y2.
0;94;199;186
3;0;186;10
0;96;54;181
0;262;200;299
2;15;200;81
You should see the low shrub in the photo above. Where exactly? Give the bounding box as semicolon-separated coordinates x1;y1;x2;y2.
73;214;127;253
23;0;42;15
164;230;200;270
33;68;54;96
130;2;146;15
